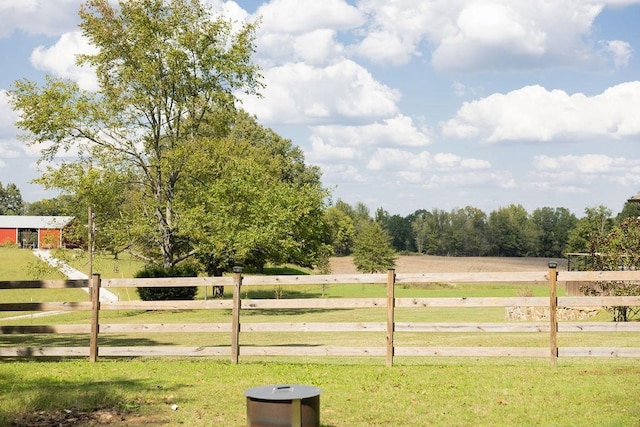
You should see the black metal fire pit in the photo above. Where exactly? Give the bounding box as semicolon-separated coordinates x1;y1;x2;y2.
245;384;321;427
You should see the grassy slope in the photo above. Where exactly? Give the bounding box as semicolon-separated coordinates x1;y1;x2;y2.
0;247;66;281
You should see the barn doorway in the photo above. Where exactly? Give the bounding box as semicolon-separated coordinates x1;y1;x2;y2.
18;228;38;249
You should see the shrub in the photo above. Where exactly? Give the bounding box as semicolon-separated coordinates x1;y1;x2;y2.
135;264;199;301
586;217;640;321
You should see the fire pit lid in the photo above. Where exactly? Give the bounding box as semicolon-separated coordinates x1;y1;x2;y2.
245;384;321;401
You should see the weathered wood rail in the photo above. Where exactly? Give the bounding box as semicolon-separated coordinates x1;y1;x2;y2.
2;264;640;366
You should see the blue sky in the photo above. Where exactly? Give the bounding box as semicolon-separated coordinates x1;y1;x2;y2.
1;0;640;217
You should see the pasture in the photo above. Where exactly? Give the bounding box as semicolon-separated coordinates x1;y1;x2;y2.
1;247;639;426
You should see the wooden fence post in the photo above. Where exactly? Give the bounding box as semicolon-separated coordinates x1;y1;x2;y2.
89;273;101;362
548;263;558;367
231;266;243;364
386;268;396;367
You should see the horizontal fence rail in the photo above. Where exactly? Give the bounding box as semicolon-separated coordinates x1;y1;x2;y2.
1;265;640;366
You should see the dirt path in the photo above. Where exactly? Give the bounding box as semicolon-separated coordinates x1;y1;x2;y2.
329;255;567;274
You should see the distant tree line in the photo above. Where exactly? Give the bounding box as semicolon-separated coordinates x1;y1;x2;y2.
325;199;640;259
1;179;637;258
3;180;639;263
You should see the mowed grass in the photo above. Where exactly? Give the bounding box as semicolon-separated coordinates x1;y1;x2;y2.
0;247;624;350
0;248;84;315
0;247;66;281
2;248;640;425
1;359;639;426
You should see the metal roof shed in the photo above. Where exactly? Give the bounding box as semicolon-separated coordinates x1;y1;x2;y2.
0;216;75;249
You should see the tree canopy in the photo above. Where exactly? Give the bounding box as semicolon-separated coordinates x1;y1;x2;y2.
10;0;329;274
0;182;25;215
352;221;396;273
586;217;640;321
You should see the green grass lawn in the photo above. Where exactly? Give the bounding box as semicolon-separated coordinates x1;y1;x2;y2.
1;359;639;426
2;248;639;425
0;247;66;281
58;248;146;279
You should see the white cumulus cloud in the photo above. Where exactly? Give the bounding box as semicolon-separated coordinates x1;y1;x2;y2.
0;0;81;38
350;0;634;72
531;154;640;190
442;82;640;142
30;31;98;91
311;115;430;149
240;59;400;124
255;0;364;34
352;0;438;65
366;147;489;173
308;135;358;162
0;90;19;138
534;154;629;174
602;40;633;67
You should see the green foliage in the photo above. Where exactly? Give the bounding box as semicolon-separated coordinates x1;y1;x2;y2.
456;206;490;256
352;221;397;273
530;207;577;257
135;264;199;301
410;210;429;254
586;217;640;321
409;207;489;256
0;181;25;215
10;0;262;269
334;199;371;234
178;117;331;274
34;163;136;254
487;204;537;256
616;198;640;222
380;212;416;252
26;195;75;216
567;205;614;253
324;206;356;256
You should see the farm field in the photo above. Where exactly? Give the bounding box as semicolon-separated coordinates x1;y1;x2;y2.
329;254;568;274
0;246;569;278
2;248;638;425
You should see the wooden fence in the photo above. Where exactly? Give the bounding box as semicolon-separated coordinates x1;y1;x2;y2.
2;264;640;366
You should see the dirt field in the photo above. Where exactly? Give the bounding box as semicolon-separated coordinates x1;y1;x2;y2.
329;255;568;274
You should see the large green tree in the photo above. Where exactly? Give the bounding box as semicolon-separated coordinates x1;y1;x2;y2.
586;217;640;321
566;205;614;254
530;207;577;257
324;207;356;256
378;210;415;252
487;204;537;256
456;206;489;256
178;113;331;274
0;182;25;215
616;195;640;223
335;200;371;234
409;209;429;254
352;221;397;273
11;0;262;268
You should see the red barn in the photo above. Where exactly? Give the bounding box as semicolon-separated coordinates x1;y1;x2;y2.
0;216;74;249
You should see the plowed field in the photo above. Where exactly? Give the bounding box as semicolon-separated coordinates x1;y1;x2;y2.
329;255;567;274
